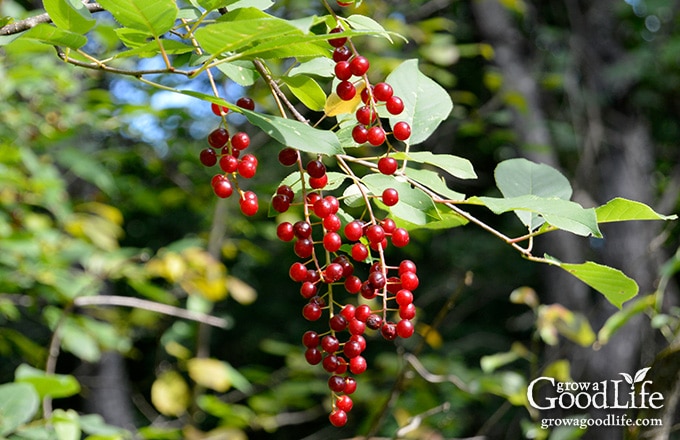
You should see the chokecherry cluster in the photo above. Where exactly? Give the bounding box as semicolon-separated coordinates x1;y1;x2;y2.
199;97;261;216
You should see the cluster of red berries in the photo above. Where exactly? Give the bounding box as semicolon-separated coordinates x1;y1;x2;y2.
199;97;261;216
328;26;411;147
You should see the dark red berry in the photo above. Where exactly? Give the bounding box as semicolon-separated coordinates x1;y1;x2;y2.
293;221;312;239
302;330;319;348
302;302;322;321
336;81;356;101
236;97;255;110
294;238;314;258
321;335;340;353
278;147;299;166
200;148;218;167
208;128;229;148
343;340;362;358
277;222;294;242
289;262;308;282
328;27;347;48
381;321;397;340
366;314;382;330
324;261;344;282
344;276;362;294
352;124;369;144
328;375;346;392
332;46;352;62
329;314;348;331
305;347;322;364
306;160;326;178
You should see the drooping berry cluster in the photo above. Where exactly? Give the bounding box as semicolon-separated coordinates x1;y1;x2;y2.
200;97;261;216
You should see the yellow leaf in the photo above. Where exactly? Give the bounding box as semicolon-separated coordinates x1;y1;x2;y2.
324;80;365;117
416;323;442;349
151;370;190;417
227;276;257;305
187;358;231;392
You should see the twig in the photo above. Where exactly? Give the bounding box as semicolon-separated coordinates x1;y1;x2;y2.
252;58;309;123
0;3;104;35
403;353;471;392
73;295;228;328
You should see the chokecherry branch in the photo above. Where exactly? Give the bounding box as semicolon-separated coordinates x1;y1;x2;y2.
0;3;104;35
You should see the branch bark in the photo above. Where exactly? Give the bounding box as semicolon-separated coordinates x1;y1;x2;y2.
0;3;104;36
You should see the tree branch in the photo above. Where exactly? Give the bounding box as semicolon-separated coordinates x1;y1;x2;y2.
73;295;228;328
0;3;104;36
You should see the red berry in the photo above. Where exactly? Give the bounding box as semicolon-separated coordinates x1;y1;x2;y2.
314;198;334;218
300;281;317;298
329;314;348;331
355;304;371;322
323;354;339;372
332;46;352;62
367;126;385;146
348;318;365;335
400;271;420;291
241;153;257;165
231;132;250;150
323;232;343;253
391;228;410;247
328;27;347;48
344;377;357;394
355;106;377;125
343;340;362;358
392;121;411;141
239;191;258;215
344;276;362;294
271;194;291;213
344;220;364;241
373;82;393;101
236;97;255;110
329;409;348;427
212;179;233;198
349;355;367;374
337;395;353;412
305;347;322;365
289;262;308;282
278;147;299;166
351;243;368;261
309;174;328;189
323;214;342;232
352;125;369;144
381;218;397;233
340;304;356;320
211;102;229;116
294;238;314;258
399;303;417;319
378;156;398;175
219;155;238;173
199;148;217;167
399;260;417;275
368;271;386;290
349;56;370;76
237;160;256;178
277;185;295;200
381;322;398;340
302;330;319;348
336;81;356;101
208;127;229;148
382;188;399;206
322;335;340;353
325;262;344;282
277;222;294;242
328;375;346;392
294;221;312;238
365;224;385;244
386;96;404;115
361;86;373;104
397;319;415;338
306;159;326;178
302;302;322;321
395;289;413;306
334;61;352;81
365;314;382;330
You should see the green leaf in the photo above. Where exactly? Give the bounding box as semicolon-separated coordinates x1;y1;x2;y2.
15;364;81;399
52;409;81;440
345;14;394;43
596;197;678;223
241;109;342;155
597;295;655;345
494;158;572;231
215;61;259;86
471;194;601;237
197;0;234;9
11;24;87;49
545;255;639;309
282;75;326;112
0;382;40;436
289;57;335;78
404;167;465;202
96;0;178;36
114;39;195;59
43;0;96;34
384;59;453;145
393;151;477;180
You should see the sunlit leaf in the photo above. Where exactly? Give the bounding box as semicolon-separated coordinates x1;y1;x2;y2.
282;75;326;112
15;364;80;399
97;0;178;36
596;197;678;223
545;255;639;309
43;0;96;34
393;151;477;180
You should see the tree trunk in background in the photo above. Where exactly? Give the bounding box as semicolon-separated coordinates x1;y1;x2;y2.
471;0;671;437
